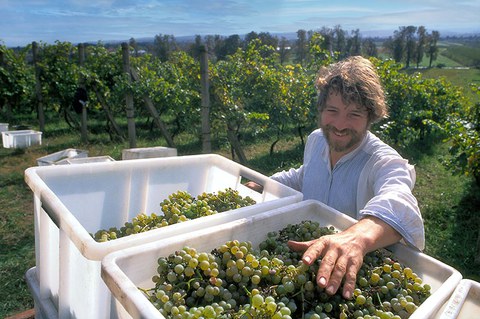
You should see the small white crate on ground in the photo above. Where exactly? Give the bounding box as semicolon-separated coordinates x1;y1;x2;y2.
25;267;58;319
66;155;115;164
36;149;88;166
435;279;480;319
24;154;302;319
2;130;42;148
101;199;462;319
122;146;177;160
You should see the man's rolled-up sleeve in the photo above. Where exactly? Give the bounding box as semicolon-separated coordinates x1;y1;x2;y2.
358;157;425;250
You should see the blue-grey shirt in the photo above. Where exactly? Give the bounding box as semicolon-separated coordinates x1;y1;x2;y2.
270;129;425;250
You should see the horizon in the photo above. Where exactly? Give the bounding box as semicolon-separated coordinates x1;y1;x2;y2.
2;0;479;48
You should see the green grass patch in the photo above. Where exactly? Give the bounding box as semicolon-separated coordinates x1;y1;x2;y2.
0;182;36;317
440;41;480;67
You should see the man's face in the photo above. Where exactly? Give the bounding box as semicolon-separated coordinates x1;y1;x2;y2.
319;92;369;156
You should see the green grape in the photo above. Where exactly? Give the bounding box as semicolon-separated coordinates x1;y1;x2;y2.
251;294;264;308
356;294;367;305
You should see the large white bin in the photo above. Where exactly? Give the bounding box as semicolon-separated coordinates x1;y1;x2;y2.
435;279;480;318
24;154;302;319
101;200;462;319
36;148;89;166
2;129;42;148
25;267;59;319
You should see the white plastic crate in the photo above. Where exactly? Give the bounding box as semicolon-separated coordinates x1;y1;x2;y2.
66;155;115;164
122;146;177;160
435;279;480;318
24;154;302;319
0;123;8;132
2;129;42;148
101;199;462;319
25;267;59;319
36;149;89;166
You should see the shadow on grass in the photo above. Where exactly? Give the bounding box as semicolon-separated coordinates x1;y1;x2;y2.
424;179;480;280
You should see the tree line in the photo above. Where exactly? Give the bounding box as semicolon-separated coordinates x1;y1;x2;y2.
124;25;441;68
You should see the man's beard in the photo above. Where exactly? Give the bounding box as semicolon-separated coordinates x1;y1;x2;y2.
322;124;364;153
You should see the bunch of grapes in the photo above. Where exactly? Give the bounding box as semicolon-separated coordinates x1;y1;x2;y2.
92;188;256;242
141;221;432;319
197;188;257;213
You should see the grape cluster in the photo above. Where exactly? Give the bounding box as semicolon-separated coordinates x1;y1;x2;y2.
92;188;256;242
141;221;431;319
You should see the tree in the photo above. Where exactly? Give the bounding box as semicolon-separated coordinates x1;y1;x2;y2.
387;28;406;63
415;26;427;68
295;29;308;65
204;34;223;61
188;35;203;60
129;37;139;57
333;25;347;58
217;34;242;60
153;34;178;62
347;29;361;56
404;26;417;68
258;32;278;49
362;38;378;57
426;30;440;68
277;37;291;65
308;32;331;65
244;31;259;47
319;27;334;57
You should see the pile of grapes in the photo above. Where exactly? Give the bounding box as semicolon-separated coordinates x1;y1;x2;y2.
92;188;256;242
142;221;431;319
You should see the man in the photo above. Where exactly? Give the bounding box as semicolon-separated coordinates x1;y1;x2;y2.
248;56;425;300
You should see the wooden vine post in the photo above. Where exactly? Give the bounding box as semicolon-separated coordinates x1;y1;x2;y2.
122;42;136;148
32;41;46;132
78;43;88;143
200;45;211;154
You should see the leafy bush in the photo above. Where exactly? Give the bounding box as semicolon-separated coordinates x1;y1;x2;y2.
441;84;480;186
373;58;465;151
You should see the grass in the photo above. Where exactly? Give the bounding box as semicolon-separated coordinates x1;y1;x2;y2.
0;147;38;317
1;114;479;318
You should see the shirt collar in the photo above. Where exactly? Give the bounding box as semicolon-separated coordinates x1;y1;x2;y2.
322;131;370;165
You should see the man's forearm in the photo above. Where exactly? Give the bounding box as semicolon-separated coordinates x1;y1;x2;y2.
348;215;402;252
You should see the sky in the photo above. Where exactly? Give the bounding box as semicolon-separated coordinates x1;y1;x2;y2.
1;0;479;47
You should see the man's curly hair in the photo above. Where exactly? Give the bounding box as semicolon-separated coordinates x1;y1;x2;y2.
316;56;388;124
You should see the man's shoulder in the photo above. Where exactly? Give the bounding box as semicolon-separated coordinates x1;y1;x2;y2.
307;129;328;147
364;132;402;158
308;128;326;140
